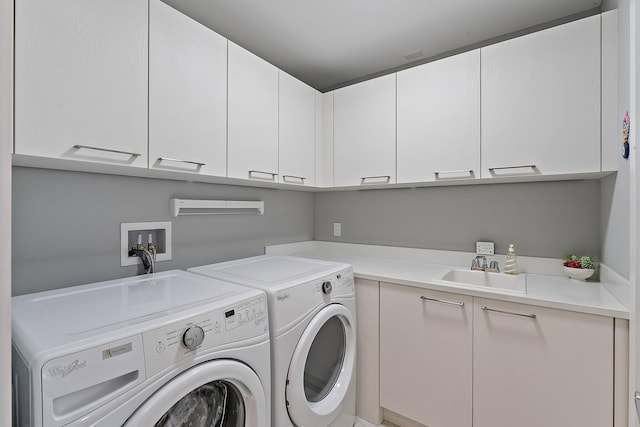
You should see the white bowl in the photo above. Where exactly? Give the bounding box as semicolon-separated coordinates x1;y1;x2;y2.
562;266;594;281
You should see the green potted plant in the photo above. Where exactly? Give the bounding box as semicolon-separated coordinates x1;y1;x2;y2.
562;254;597;281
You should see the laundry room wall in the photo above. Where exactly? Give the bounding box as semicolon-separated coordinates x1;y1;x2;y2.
1;0;13;424
600;0;631;280
313;180;602;260
13;168;608;295
12;167;314;296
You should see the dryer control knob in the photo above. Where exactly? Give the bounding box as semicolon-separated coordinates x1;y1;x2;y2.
182;325;205;350
322;281;333;294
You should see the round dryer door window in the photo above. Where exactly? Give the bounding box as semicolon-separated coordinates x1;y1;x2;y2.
285;304;355;426
125;360;267;427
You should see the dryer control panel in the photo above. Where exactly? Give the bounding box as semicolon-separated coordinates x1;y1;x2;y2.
142;294;268;377
271;266;354;334
310;267;354;297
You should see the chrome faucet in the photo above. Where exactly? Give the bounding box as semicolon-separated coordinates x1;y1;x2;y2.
488;260;500;273
471;255;488;271
472;256;500;272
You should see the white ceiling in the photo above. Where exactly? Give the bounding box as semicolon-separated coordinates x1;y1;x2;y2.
162;0;603;91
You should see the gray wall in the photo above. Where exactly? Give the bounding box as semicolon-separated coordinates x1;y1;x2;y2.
314;180;601;259
601;0;630;279
12;167;314;295
12;171;612;295
0;0;12;424
7;168;618;427
601;172;630;278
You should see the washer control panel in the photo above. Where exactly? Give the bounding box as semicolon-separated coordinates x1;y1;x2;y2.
182;325;205;350
142;294;268;377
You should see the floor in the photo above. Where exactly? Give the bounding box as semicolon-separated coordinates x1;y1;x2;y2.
355;417;398;427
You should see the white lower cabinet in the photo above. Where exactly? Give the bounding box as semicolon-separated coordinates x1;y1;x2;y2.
355;279;382;425
473;298;613;427
376;283;616;427
380;283;473;427
149;0;227;176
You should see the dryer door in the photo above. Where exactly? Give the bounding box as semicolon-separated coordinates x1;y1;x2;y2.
124;360;268;427
285;303;356;426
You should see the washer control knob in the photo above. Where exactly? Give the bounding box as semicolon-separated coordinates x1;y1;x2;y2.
322;281;333;294
182;325;205;350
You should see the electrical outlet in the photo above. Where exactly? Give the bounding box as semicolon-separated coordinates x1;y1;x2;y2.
333;222;342;237
476;241;495;255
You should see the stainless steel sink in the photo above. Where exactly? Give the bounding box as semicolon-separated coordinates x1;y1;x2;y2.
434;269;526;293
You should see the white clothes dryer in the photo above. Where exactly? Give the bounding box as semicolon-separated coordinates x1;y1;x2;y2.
12;270;270;427
189;255;356;427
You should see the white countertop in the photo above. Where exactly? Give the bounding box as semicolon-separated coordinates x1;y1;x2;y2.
266;241;630;319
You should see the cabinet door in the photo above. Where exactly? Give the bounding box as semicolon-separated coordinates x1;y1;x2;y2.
481;15;600;177
228;42;279;182
473;298;613;427
319;92;335;187
380;283;473;427
149;0;227;176
355;279;382;424
14;0;148;167
334;75;396;186
397;50;480;183
279;71;316;186
602;10;618;172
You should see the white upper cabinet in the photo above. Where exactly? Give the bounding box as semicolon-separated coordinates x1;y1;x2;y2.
333;74;396;186
149;0;227;176
14;0;148;167
481;15;601;178
227;42;279;182
319;92;335;187
279;71;316;186
397;50;480;183
601;10;618;172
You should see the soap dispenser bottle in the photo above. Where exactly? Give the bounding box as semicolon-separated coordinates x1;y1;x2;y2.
505;244;518;275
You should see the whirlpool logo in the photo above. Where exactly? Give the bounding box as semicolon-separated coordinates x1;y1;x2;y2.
48;359;87;378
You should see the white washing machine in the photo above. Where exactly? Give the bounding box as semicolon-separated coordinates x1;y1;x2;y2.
189;255;356;427
12;270;270;427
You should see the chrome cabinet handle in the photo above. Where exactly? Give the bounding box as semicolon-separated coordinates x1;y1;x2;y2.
158;157;206;167
248;170;278;181
434;169;474;179
481;305;537;319
420;296;465;307
488;165;537;172
73;145;141;157
282;175;306;184
360;175;391;184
